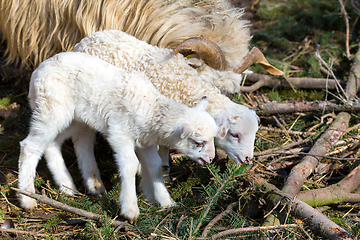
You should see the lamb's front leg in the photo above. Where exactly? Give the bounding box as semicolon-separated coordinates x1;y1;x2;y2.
158;145;171;183
107;136;140;222
137;146;176;208
72;123;105;195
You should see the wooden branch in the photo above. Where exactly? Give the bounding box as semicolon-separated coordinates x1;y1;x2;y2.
345;45;360;99
281;112;350;197
269;191;355;240
11;187;128;228
253;100;360;116
211;224;298;240
0;228;69;237
338;0;351;59
297;165;360;206
240;73;345;93
247;172;355;240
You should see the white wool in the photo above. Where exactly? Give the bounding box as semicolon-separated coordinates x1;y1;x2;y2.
74;30;259;165
18;52;218;221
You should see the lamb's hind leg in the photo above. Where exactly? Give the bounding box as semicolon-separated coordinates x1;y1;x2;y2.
44;125;78;196
72;123;105;195
137;146;176;208
18;113;72;209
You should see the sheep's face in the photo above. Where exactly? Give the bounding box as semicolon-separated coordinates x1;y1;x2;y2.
215;107;259;164
172;98;218;165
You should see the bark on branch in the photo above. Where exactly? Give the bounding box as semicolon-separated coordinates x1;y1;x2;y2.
247;172;355;240
297;165;360;206
240;73;346;93
345;44;360;100
281;112;350;197
253;100;360;116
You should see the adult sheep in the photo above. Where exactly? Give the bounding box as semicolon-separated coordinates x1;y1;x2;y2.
0;0;282;93
19;52;218;221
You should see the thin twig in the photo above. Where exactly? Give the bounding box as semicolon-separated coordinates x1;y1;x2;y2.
211;224;298;239
90;221;104;240
260;126;315;136
254;133;317;157
201;202;237;237
11;187;128;228
0;228;70;237
263;196;286;219
338;0;351;59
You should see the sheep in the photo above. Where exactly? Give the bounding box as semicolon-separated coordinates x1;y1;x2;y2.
0;0;283;94
18;51;218;221
68;30;259;193
0;0;251;71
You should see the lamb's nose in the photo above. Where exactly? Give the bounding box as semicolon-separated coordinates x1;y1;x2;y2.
208;156;214;163
245;156;252;164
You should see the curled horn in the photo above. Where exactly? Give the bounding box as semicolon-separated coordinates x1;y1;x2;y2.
174;37;226;71
234;47;284;75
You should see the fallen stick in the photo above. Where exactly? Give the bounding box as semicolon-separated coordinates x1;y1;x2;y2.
0;228;68;237
297;165;360;206
345;44;360;100
11;187;128;228
211;224;298;240
247;172;355;240
281;112;350;199
201;202;237;237
240;73;346;93
253;100;360;116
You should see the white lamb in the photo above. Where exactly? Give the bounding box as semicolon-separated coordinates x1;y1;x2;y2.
18;52;218;221
71;30;259;191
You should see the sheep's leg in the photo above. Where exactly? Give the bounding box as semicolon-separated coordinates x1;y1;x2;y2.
18;118;71;208
18;134;47;209
136;147;155;202
158;145;171;183
107;135;139;221
72;123;105;195
137;146;176;208
44;125;78;196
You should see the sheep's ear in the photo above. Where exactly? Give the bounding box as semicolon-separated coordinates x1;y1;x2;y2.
229;115;241;124
215;115;229;139
194;96;209;110
179;124;193;139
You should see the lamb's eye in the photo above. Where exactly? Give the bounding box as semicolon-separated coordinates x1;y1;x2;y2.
195;141;205;147
230;132;239;139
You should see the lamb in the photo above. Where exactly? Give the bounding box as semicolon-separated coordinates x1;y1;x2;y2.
69;30;259;192
18;51;218;221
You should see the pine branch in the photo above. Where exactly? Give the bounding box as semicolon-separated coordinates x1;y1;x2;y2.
191;164;246;237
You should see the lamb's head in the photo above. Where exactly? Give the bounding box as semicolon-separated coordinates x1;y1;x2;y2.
214;104;259;165
171;97;218;165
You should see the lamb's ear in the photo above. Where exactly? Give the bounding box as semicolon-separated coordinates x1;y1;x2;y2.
179;124;193;139
229;115;241;124
215;115;229;139
194;96;209;110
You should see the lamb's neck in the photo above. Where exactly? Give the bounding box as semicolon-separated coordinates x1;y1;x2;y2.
206;94;233;117
143;97;184;147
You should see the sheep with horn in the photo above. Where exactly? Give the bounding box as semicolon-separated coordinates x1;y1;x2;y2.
0;0;282;94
